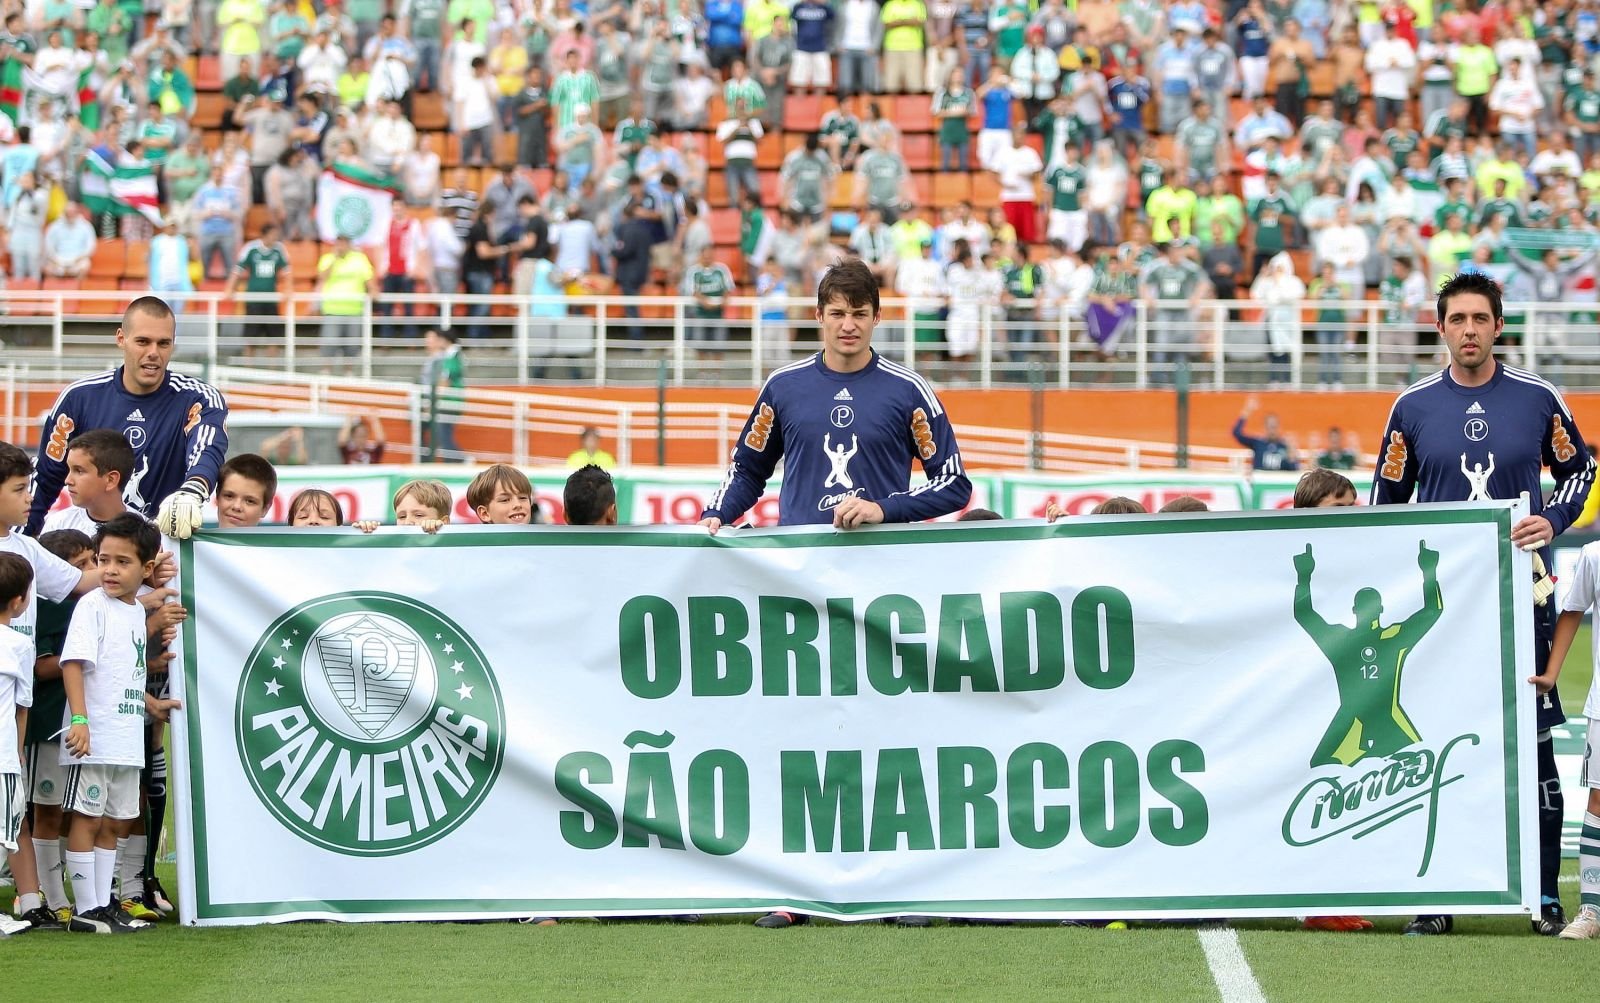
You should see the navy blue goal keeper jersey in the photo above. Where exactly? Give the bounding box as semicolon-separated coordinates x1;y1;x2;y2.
1370;363;1595;535
27;366;230;535
704;352;973;526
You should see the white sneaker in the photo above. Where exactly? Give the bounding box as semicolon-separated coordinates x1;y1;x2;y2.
1559;907;1600;940
0;913;31;936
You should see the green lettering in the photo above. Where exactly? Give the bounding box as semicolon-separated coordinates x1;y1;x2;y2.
555;752;617;849
827;598;858;696
864;595;928;695
1079;741;1140;848
780;750;865;853
1006;742;1070;849
869;749;936;851
1148;740;1208;846
688;596;754;696
1072;587;1136;690
932;594;1000;693
687;750;751;855
1001;591;1066;691
621;751;685;850
759;596;823;697
618;596;680;699
936;746;999;849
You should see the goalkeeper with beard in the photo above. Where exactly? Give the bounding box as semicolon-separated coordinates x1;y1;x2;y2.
26;297;229;541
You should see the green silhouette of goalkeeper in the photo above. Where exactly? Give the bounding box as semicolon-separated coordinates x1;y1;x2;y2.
1293;541;1443;768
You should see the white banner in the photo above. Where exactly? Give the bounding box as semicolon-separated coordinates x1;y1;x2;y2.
173;503;1537;925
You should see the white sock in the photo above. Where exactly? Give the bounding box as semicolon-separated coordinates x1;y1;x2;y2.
93;847;116;910
118;835;147;899
33;839;68;911
17;891;41;913
64;850;96;913
1581;811;1600;913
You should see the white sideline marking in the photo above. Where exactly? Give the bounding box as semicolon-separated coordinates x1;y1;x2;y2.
1199;928;1267;1003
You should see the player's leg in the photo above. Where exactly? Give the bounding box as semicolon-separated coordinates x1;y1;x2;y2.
62;763;111;932
28;741;70;928
142;741;173;914
1535;729;1567;935
99;768;151;932
1559;750;1600;939
0;773;31;935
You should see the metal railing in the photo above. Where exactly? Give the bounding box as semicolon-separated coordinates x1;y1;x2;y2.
0;362;1267;473
4;289;1597;390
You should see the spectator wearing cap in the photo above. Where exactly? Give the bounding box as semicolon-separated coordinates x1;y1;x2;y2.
879;0;927;94
1009;24;1059;128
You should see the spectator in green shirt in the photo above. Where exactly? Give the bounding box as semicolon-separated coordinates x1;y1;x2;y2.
1449;27;1498;134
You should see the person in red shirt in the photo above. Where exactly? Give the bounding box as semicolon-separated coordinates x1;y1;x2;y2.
378;197;429;340
1382;0;1417;48
338;415;386;464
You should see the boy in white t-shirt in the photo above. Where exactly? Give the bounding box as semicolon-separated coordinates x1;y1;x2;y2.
0;441;105;933
0;552;36;937
1540;540;1600;939
42;430;134;536
59;514;172;934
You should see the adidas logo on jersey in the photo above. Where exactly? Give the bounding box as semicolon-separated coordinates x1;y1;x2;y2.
1466;402;1485;414
125;409;145;422
834;388;853;401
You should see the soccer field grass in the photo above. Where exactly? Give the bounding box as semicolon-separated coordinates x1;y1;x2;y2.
6;626;1596;1001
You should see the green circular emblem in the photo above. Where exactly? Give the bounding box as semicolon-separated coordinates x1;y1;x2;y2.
86;784;102;801
236;592;505;857
333;195;373;239
39;779;54;795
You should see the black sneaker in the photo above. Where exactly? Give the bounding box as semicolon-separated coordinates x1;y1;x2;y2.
1533;901;1567;937
1402;914;1453;936
20;906;64;932
144;877;174;916
67;907;113;934
105;906;154;933
753;911;808;929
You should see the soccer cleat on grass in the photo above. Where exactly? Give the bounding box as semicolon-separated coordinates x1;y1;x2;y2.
67;908;112;934
1403;915;1454;936
105;906;153;933
0;912;31;936
1533;902;1567;937
145;877;174;915
1303;915;1375;932
1559;907;1600;940
754;911;808;929
19;906;64;932
122;897;161;923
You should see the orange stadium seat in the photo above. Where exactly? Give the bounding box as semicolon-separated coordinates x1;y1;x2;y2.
124;240;149;280
6;278;47;315
707;173;728;205
756;132;784;169
933;172;971;206
195;55;221;90
88;239;125;279
759;170;780;206
902;133;934;170
285;241;321;276
894;94;934;133
194;92;225;129
413;93;448;130
971;173;1000;205
784;94;823;132
43;277;82;314
710;207;741;246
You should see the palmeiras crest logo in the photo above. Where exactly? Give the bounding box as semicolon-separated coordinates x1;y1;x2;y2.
1280;542;1477;877
236;592;505;856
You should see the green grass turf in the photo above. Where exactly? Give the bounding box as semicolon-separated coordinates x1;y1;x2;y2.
6;624;1595;1000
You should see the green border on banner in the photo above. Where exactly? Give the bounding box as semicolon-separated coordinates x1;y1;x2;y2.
180;504;1525;921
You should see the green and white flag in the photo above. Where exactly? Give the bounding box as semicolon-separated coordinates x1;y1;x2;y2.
174;502;1537;925
316;162;401;245
81;150;160;223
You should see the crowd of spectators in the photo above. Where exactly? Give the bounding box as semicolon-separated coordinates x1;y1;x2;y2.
1;0;1599;368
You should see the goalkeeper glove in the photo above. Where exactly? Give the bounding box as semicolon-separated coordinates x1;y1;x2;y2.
1532;551;1554;608
156;477;210;539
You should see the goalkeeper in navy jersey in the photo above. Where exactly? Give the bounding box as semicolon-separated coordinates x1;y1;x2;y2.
702;258;972;532
1372;271;1596;938
27;297;229;539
